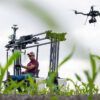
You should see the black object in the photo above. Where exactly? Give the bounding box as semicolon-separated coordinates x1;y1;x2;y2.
74;6;100;24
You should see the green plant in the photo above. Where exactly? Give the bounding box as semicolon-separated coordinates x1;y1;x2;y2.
75;54;100;100
18;0;59;29
0;51;20;93
0;50;99;100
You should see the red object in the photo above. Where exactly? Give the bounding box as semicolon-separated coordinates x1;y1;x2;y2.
27;59;39;75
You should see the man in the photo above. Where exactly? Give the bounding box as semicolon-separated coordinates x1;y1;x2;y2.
12;51;39;81
22;51;39;77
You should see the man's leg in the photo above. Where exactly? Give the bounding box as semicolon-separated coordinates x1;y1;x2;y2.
11;73;33;81
11;75;26;81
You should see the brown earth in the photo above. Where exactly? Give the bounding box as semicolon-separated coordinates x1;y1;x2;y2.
0;94;100;100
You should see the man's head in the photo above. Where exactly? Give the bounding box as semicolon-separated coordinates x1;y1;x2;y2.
27;52;35;60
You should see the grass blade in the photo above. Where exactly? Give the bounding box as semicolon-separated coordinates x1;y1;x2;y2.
0;51;20;90
19;0;59;29
58;46;75;69
75;74;82;82
90;54;97;82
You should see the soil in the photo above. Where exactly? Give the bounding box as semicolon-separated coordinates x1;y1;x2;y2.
0;94;100;100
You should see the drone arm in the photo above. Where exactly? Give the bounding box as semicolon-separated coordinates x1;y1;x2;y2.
75;11;89;16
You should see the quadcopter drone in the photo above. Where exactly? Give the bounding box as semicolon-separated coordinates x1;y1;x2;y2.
74;6;100;24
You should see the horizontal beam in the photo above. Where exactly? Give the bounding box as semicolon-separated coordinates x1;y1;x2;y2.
32;30;51;37
25;42;52;49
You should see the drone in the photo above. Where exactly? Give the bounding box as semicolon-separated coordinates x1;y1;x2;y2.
74;6;100;24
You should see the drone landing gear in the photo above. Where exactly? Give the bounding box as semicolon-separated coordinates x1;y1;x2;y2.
89;18;97;23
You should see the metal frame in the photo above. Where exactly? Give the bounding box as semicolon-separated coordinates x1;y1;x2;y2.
5;25;66;78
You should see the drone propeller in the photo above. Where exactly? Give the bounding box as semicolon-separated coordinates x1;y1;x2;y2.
74;10;78;14
90;5;95;11
91;5;95;8
71;9;78;14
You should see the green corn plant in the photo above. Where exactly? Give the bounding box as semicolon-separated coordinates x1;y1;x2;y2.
65;78;80;95
3;79;25;94
2;75;37;95
18;0;59;29
0;51;20;93
57;77;81;96
26;77;38;95
75;54;100;100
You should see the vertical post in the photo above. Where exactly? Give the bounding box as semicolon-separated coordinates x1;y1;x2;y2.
14;48;21;76
49;39;60;86
35;45;39;77
11;25;19;76
19;49;21;75
49;39;53;72
11;25;18;43
49;39;60;73
6;49;9;79
56;41;60;77
36;45;39;61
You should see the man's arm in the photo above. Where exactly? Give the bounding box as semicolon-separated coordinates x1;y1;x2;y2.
27;64;36;70
22;64;35;70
